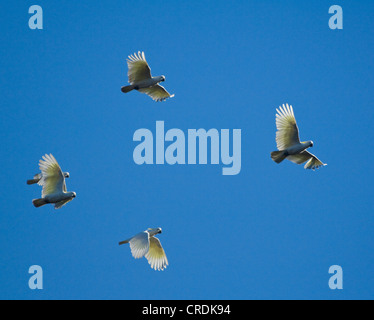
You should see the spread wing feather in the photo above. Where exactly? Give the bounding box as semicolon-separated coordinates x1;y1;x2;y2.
54;198;73;209
287;151;326;170
145;236;169;271
275;104;300;150
138;84;174;102
38;154;65;197
127;51;152;84
128;231;150;259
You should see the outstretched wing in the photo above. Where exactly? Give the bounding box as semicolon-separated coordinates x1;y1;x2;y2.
54;198;73;209
145;236;169;271
287;150;326;170
127;51;152;84
38;154;65;197
275;104;301;150
138;84;174;102
128;231;150;259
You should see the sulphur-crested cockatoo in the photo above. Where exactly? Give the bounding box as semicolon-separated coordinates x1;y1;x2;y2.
32;154;76;209
121;51;174;102
27;172;69;185
119;228;168;271
271;104;327;170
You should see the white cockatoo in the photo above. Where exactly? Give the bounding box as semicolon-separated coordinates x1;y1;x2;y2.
27;172;69;185
119;228;168;271
121;51;174;102
271;104;327;170
32;154;76;209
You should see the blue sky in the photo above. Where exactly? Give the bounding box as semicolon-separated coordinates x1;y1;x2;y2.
0;0;373;299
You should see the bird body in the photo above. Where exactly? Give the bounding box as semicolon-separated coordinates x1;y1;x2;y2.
33;191;76;208
119;228;168;271
271;142;311;164
121;52;174;102
270;104;326;170
31;154;76;209
286;141;313;155
122;76;164;92
272;140;313;163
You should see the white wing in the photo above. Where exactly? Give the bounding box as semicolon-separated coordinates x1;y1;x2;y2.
287;150;327;170
145;236;168;271
127;51;152;84
128;231;150;259
275;104;301;150
138;84;174;102
38;154;65;197
54;198;74;209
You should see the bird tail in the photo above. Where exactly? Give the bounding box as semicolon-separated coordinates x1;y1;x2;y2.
119;239;130;246
271;151;287;164
27;179;39;185
32;198;47;208
121;85;134;93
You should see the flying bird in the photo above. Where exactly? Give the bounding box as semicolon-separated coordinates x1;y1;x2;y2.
119;228;168;271
32;154;76;209
270;104;327;170
27;172;69;185
121;51;174;102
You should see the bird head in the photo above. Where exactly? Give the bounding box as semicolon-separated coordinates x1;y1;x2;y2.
71;192;77;198
64;172;70;178
160;75;165;82
147;228;162;236
302;141;314;148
